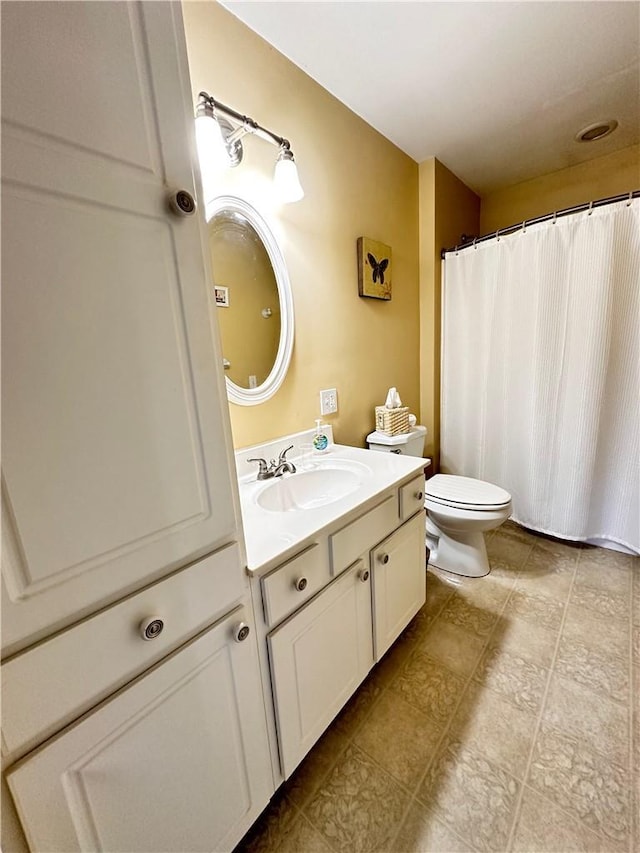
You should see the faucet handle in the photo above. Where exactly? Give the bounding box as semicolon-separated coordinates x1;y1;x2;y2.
278;445;294;463
247;457;271;479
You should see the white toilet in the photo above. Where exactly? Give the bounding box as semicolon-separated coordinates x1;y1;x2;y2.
366;426;512;578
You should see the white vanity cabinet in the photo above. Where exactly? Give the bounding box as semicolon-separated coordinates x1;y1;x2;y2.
268;559;374;777
6;605;273;853
248;470;427;782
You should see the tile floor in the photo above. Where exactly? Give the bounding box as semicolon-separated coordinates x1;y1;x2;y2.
236;522;640;853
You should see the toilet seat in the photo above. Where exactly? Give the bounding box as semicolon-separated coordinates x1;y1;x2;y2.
425;474;511;511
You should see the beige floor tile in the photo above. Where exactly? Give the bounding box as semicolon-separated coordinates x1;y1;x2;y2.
574;554;633;596
393;650;466;725
633;571;640;626
562;601;629;658
390;801;475;852
515;545;576;600
633;625;640;665
332;670;385;740
304;743;409;853
527;726;630;845
417;740;520;852
235;788;299;853
425;572;455;619
353;690;442;790
456;573;514;611
542;674;629;767
504;588;565;630
278;814;335;853
524;540;580;572
530;533;584;561
420;619;486;677
512;787;626;852
555;633;629;703
500;520;535;544
473;644;549;714
579;545;639;571
570;583;630;621
284;725;350;810
487;530;533;570
486;612;558;668
438;594;499;638
448;681;537;780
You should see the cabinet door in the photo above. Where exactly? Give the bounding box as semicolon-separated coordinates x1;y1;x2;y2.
6;606;273;853
268;560;374;778
1;1;237;654
372;511;426;660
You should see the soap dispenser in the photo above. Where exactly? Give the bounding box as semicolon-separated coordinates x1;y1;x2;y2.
313;418;329;452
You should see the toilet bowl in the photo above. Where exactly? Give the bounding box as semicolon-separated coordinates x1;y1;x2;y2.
425;474;512;577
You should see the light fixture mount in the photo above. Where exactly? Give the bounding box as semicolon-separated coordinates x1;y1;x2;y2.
195;92;304;202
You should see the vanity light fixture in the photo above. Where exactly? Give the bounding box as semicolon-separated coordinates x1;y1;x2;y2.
195;91;304;203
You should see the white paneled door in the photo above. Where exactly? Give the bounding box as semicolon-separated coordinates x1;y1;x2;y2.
7;608;274;852
1;1;237;654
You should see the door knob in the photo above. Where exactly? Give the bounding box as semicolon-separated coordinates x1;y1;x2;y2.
234;622;251;642
169;189;196;216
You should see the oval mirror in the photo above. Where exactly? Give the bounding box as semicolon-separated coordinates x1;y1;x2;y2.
205;196;294;406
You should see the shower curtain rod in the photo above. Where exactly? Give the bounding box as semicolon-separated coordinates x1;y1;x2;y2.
441;189;639;259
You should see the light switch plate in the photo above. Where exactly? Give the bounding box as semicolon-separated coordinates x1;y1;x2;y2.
320;388;338;415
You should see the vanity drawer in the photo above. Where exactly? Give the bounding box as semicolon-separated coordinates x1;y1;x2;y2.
261;543;329;628
399;474;426;521
1;542;245;761
329;495;398;576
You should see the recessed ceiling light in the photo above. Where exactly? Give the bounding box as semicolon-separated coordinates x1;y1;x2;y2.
575;120;618;143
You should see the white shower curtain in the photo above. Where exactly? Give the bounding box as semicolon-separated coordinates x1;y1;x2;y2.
441;198;640;554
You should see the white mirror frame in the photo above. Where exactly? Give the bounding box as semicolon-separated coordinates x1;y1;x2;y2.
205;196;294;406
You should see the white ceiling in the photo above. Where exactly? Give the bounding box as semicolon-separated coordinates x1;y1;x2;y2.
219;1;640;195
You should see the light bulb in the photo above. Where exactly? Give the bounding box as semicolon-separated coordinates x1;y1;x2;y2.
195;113;231;174
274;149;304;203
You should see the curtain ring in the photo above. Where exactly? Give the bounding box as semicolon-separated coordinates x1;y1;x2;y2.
552;211;557;225
627;191;633;207
588;201;594;215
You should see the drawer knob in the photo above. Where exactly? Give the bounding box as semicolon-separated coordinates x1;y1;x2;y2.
139;617;164;641
234;622;251;643
392;448;402;454
415;490;424;501
379;553;390;565
294;577;308;592
359;568;370;582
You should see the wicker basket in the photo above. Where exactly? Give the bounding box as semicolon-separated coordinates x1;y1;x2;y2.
375;405;410;436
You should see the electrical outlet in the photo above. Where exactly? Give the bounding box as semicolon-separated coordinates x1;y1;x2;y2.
320;388;338;415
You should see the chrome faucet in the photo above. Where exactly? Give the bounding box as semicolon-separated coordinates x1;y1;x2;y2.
272;445;296;477
247;445;297;481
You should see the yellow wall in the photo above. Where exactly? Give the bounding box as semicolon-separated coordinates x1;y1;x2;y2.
183;2;420;450
481;144;639;234
419;159;480;468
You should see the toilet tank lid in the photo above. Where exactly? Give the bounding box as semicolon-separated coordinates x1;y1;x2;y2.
366;425;427;445
426;474;511;507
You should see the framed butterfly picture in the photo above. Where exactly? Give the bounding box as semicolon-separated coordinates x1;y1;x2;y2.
357;237;392;300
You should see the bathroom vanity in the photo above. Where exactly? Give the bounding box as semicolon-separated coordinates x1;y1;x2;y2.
235;431;428;782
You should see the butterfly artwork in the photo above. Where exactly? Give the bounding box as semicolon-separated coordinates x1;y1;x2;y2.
357;236;392;300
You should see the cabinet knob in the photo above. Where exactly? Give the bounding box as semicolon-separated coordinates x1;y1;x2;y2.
234;622;251;643
294;577;308;592
392;448;402;454
379;553;390;565
169;189;196;216
415;490;424;501
359;568;370;582
139;617;164;641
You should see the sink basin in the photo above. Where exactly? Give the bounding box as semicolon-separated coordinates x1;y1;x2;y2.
256;464;367;512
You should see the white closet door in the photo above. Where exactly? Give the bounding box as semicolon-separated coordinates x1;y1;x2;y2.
6;607;273;853
1;1;238;654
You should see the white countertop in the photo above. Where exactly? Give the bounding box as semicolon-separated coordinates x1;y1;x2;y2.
237;441;427;574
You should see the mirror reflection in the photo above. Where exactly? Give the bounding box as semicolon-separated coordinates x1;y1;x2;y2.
208;210;281;389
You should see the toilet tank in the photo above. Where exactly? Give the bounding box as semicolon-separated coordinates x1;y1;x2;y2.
366;425;427;457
